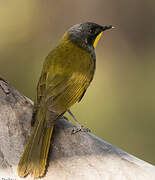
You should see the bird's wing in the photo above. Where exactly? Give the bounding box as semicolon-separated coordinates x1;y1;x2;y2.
44;71;90;114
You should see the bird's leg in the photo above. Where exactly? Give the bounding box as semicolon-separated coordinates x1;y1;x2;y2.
68;109;81;126
67;109;90;134
60;115;69;121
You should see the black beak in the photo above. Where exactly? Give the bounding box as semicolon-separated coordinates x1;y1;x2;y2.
102;25;115;31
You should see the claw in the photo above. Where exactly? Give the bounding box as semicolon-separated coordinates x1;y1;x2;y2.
71;126;90;134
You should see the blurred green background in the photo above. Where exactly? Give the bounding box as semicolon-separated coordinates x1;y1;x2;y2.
0;0;155;164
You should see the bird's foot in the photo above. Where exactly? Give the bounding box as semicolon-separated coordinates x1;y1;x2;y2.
71;126;90;134
0;79;10;95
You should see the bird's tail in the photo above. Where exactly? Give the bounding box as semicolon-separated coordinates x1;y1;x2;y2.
17;109;54;178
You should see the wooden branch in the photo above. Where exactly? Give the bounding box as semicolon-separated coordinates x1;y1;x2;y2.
0;78;155;180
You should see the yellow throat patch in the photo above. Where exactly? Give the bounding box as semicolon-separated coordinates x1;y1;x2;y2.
93;32;103;48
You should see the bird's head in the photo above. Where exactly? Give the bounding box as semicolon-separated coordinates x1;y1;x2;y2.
65;22;114;53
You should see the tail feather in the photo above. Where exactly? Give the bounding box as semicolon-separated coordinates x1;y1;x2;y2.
17;112;54;178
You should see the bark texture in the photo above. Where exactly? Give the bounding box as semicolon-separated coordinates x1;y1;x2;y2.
0;78;155;180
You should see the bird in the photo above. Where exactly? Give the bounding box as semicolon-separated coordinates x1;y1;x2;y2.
17;22;114;178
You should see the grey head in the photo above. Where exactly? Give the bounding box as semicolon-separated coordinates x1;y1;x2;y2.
67;22;113;59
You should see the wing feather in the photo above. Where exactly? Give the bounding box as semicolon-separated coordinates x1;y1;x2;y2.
45;72;89;113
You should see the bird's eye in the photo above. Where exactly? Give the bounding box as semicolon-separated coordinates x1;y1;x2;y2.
88;28;96;34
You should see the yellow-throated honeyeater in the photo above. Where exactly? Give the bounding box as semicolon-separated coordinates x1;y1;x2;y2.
17;22;113;178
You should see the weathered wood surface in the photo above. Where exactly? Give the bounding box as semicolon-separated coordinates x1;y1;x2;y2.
0;78;155;180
